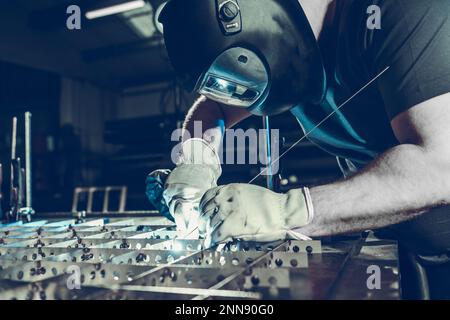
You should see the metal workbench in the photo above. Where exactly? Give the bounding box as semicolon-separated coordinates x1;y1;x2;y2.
0;216;400;300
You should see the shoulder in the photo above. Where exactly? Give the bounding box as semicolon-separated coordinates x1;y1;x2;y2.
363;0;450;70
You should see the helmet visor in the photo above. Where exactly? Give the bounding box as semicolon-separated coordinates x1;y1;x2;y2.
196;47;269;108
199;74;260;107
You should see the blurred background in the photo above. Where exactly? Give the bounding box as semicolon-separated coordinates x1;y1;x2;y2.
0;0;341;215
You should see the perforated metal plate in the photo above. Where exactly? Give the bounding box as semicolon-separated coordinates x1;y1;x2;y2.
0;218;321;300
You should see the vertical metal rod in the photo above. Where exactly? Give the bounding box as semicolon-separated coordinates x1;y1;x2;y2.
119;187;127;212
11;117;17;161
87;188;94;213
103;187;110;213
9;117;18;221
11;158;23;221
263;116;274;190
19;167;25;220
72;188;80;213
24;112;32;208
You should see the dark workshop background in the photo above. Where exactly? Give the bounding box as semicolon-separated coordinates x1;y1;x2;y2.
0;0;341;214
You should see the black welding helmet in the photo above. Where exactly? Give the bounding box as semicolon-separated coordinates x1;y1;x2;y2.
159;0;326;116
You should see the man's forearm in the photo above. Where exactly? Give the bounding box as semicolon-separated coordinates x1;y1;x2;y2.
298;143;450;237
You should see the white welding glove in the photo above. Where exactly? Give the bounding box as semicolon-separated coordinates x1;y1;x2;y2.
199;184;314;247
163;138;221;238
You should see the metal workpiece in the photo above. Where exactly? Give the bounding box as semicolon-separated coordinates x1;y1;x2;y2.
6;113;35;223
0;217;400;300
9;158;24;222
8;117;19;222
10;117;17;162
20;111;35;219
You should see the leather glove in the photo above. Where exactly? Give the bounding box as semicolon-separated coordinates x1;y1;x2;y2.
199;184;314;247
145;169;173;222
163;138;221;237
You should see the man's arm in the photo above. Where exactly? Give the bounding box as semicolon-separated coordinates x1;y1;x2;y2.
298;93;450;237
182;95;252;150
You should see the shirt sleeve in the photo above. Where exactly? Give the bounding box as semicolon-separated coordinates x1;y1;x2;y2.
364;0;450;120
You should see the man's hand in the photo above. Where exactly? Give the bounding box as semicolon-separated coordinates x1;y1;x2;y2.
199;184;313;247
146;169;172;222
163;138;222;236
163;164;219;236
147;96;251;235
146;164;218;237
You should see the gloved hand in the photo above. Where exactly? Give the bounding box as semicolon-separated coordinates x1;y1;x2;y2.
146;169;173;222
199;184;314;247
162;138;221;237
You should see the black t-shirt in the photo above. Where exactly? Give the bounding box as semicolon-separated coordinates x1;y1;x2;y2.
291;0;450;167
290;0;450;256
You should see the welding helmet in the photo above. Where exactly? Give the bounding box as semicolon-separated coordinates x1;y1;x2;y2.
159;0;326;116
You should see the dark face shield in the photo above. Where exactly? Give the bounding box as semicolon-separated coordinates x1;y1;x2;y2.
160;0;326;116
197;47;269;108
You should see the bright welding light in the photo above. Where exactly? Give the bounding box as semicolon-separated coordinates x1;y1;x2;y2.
86;0;146;20
215;78;230;90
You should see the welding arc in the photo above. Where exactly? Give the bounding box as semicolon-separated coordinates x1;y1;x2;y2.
248;66;390;184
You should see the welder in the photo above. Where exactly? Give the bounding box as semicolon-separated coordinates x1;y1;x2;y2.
146;0;450;298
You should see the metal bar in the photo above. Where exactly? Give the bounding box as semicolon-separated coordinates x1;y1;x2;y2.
114;241;272;300
37;210;161;218
20;168;26;212
193;241;288;300
24;112;32;209
73;186;128;214
103;187;111;213
324;235;366;299
119;187;127;212
15;159;23;216
112;285;262;299
87;188;95;213
131;249;204;282
9;117;18;222
10;158;23;221
11;117;17;161
72;188;80;213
